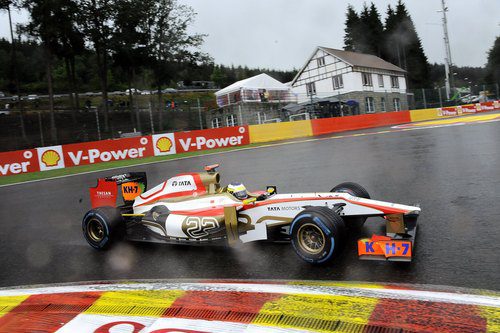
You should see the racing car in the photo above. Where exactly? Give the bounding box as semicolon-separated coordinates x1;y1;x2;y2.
82;164;420;264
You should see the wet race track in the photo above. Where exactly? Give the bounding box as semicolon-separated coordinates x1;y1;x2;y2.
1;114;499;290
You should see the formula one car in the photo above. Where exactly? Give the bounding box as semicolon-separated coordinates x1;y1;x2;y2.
82;165;420;264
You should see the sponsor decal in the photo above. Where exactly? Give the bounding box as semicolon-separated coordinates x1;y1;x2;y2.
36;145;65;171
460;105;477;113
183;216;220;238
0;149;39;176
437;107;458;117
121;181;145;201
90;179;118;208
267;206;301;211
172;180;191;186
166;176;197;192
153;133;177;156
175;126;249;153
63;136;153;167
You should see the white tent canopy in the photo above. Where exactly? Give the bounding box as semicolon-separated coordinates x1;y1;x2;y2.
215;73;289;97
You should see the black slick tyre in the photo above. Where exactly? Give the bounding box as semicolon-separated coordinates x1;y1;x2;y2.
290;207;346;264
82;206;124;249
331;182;370;229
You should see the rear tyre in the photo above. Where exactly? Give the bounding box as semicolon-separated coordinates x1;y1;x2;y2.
290;207;346;264
331;182;370;229
82;206;124;249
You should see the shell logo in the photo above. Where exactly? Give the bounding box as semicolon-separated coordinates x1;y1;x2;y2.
41;149;61;167
156;137;173;153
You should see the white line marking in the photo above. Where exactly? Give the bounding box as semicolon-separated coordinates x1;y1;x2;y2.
0;282;498;307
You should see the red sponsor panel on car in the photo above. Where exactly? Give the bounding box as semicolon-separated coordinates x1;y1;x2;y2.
0;149;39;176
63;136;154;167
175;126;249;153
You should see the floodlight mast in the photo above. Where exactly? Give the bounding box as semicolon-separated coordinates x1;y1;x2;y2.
440;0;453;100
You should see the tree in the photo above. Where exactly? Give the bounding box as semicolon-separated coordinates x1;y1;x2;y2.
146;0;207;131
54;0;85;116
382;1;430;88
77;0;114;131
23;0;65;143
484;36;500;84
344;3;384;56
366;3;384;57
111;0;153;127
343;5;361;52
1;0;29;144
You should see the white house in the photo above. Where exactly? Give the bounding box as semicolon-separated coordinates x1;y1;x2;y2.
291;47;408;114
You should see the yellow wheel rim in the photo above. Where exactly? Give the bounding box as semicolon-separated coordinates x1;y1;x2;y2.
88;218;105;242
297;223;326;254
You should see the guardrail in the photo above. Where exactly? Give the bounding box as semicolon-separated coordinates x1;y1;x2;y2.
1;101;498;177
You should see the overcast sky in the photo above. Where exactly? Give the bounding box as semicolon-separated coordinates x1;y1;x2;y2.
1;0;498;70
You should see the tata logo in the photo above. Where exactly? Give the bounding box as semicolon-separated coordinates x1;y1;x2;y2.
172;180;191;186
267;207;280;211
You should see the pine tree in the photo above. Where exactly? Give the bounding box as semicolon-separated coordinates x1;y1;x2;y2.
484;36;500;84
382;1;430;88
343;5;360;51
367;3;384;57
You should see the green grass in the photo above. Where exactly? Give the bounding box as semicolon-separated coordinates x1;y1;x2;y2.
0;143;263;186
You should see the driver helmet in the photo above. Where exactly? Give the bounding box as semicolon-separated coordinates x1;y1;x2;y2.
227;182;248;200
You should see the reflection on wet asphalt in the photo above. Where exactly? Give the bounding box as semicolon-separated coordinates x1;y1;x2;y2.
0;120;499;290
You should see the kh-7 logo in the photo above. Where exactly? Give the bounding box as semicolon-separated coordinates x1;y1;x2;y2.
364;241;410;256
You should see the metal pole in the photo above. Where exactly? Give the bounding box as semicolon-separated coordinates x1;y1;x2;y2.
94;107;101;140
440;0;453;99
197;98;203;130
438;87;443;107
422;88;427;108
495;83;499;99
238;104;243;126
149;102;154;134
38;111;44;146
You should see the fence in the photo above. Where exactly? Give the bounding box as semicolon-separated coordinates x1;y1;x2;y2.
408;83;499;110
0;82;499;152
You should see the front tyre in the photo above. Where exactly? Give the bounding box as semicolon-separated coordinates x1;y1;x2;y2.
290;207;346;264
82;206;124;249
331;182;370;229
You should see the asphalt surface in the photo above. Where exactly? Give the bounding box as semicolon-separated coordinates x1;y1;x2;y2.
1;117;499;290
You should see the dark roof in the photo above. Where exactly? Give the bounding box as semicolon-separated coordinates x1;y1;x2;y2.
320;47;406;73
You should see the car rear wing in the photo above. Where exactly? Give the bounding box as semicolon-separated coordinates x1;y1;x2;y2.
89;172;147;208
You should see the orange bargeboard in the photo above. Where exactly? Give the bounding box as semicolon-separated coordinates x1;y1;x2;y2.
311;111;412;136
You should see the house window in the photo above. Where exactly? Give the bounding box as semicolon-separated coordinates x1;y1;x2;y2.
211;117;221;128
378;74;384;87
391;76;400;88
226;114;237;127
306;82;316;96
317;57;325;67
362;73;373;86
393;98;401;111
332;74;343;90
381;97;386;112
365;97;375;113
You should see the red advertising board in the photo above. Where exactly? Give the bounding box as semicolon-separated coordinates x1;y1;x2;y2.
0;149;39;176
63;136;154;167
174;126;250;153
311;111;411;136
